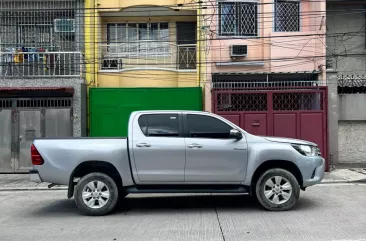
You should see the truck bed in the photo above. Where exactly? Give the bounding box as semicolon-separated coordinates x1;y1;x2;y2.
32;138;130;185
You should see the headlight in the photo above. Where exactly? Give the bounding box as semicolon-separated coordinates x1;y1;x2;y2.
291;144;319;157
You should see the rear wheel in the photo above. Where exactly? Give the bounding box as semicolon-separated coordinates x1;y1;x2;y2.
255;168;300;211
74;172;119;216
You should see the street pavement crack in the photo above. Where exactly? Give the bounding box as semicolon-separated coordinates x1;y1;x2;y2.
214;206;226;241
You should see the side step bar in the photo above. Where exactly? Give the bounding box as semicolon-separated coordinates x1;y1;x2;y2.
125;185;249;194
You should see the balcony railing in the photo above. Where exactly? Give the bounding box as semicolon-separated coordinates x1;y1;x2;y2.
0;52;82;78
99;41;196;71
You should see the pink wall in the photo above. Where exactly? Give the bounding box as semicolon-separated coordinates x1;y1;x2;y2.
204;0;326;111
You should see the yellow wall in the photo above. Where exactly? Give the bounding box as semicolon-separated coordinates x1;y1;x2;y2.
96;0;198;11
98;71;197;87
85;0;201;89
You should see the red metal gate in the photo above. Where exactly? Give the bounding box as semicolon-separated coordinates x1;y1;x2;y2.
212;87;328;170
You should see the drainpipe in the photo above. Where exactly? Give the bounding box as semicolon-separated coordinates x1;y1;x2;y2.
197;1;202;87
85;0;92;86
93;0;98;87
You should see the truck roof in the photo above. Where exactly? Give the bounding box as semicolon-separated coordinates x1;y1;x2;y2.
131;110;209;115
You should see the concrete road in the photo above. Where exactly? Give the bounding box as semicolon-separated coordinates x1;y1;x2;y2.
0;183;366;241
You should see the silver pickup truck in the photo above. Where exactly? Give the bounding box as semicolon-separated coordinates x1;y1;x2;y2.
29;110;325;216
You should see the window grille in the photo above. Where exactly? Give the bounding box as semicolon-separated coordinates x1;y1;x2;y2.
274;0;300;32
219;2;258;37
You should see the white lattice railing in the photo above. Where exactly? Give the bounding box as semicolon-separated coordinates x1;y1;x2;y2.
212;81;323;89
99;41;197;71
0;51;82;78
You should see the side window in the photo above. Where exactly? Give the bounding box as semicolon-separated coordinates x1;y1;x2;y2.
187;114;233;139
138;115;148;135
138;114;179;137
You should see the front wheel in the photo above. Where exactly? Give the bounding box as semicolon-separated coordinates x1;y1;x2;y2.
255;168;300;211
74;172;119;216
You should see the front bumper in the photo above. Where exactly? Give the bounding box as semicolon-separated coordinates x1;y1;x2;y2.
29;169;42;183
300;156;325;187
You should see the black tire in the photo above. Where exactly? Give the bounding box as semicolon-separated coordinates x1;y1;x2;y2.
255;168;300;211
74;172;119;216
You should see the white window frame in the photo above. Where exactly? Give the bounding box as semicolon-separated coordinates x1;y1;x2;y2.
106;22;170;55
273;0;301;32
217;0;259;38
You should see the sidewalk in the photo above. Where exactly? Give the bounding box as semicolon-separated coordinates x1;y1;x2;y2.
0;168;366;191
0;174;67;191
322;168;366;184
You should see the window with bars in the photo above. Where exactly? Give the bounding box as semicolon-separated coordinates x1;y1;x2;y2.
106;22;169;53
17;24;54;48
274;0;300;32
218;2;258;37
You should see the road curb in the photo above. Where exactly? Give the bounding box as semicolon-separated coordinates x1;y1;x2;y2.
321;179;366;184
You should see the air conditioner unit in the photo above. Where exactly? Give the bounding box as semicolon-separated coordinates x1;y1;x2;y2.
102;59;122;70
54;19;75;33
230;45;248;57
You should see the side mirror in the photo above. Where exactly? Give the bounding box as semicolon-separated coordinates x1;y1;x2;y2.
229;129;243;140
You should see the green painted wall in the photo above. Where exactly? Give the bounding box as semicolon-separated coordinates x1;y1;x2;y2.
89;87;203;137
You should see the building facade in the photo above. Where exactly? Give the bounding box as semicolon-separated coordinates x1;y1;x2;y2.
84;0;204;88
327;0;366;164
202;0;330;167
0;0;87;172
204;0;326;110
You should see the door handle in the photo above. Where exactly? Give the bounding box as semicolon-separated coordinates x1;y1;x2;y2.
187;143;203;148
136;143;151;148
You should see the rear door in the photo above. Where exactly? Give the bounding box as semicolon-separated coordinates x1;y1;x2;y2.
131;113;186;183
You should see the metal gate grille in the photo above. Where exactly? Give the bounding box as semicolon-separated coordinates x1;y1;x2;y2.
216;91;324;112
212;73;320;89
212;87;329;171
0;97;73;173
217;93;267;111
272;92;323;111
0;98;72;108
17;98;72;108
0;99;12;108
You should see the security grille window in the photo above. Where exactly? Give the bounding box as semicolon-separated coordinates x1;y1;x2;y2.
18;24;53;48
218;2;258;37
274;0;300;32
107;23;169;54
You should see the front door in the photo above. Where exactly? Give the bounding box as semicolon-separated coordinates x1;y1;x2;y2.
132;113;186;183
184;113;248;182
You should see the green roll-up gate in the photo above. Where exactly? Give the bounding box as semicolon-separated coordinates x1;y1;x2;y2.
89;87;203;137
